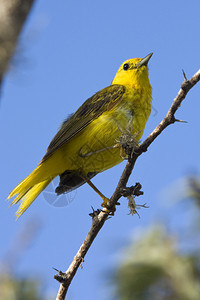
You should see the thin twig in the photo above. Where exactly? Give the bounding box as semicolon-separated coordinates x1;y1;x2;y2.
55;69;200;300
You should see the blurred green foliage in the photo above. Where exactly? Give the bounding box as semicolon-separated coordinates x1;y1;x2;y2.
112;176;200;300
0;218;52;300
0;274;43;300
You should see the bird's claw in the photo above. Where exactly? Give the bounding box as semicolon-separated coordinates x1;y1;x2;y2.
101;199;120;216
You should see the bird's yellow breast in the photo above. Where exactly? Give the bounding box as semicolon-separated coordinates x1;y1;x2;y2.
53;86;152;175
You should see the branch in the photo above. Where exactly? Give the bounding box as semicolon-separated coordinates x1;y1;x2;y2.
0;0;35;89
55;69;200;300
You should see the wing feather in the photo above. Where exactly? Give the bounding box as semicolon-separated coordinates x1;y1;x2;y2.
41;84;126;162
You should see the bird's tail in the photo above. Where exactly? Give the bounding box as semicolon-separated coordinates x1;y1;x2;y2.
8;164;56;218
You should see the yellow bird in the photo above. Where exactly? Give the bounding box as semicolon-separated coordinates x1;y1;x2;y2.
8;53;153;218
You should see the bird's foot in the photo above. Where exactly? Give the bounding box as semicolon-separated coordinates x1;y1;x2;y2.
101;197;120;216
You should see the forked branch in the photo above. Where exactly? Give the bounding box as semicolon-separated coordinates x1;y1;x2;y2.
55;69;200;300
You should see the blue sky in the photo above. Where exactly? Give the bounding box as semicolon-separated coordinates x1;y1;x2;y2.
1;0;200;299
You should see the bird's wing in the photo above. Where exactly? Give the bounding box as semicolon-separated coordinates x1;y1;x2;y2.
41;84;126;162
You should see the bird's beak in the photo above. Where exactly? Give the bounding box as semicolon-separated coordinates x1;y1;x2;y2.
136;52;153;67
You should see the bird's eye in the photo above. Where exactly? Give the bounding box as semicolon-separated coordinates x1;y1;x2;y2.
123;63;130;71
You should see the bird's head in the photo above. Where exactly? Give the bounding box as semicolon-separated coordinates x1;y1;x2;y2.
112;53;153;89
